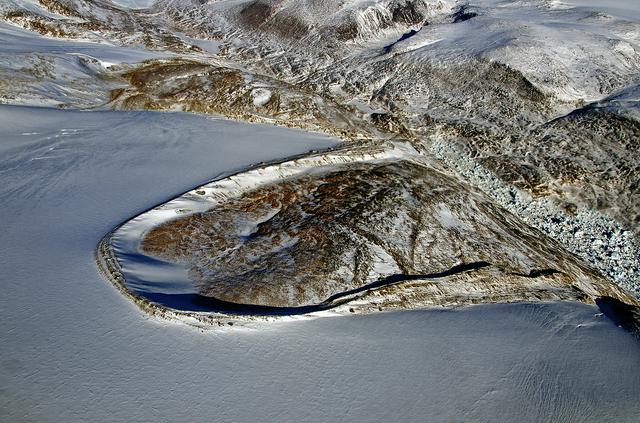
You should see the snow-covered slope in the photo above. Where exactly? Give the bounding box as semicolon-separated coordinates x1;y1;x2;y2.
0;21;164;106
108;0;156;9
1;105;639;422
564;0;640;21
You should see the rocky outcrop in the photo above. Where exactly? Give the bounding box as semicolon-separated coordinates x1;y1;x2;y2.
140;154;636;308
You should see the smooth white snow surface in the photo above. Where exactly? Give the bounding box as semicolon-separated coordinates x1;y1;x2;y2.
251;88;272;107
1;105;639;422
396;0;640;103
563;0;640;20
101;0;156;9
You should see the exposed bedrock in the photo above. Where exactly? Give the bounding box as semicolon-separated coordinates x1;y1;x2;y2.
141;159;634;308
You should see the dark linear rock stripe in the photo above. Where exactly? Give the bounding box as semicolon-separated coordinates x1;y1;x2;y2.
143;261;493;315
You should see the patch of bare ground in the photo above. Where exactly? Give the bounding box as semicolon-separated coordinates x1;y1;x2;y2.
140;159;637;309
110;58;372;139
4;11;78;38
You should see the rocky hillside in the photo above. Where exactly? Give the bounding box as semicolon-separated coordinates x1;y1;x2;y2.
141;148;635;308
